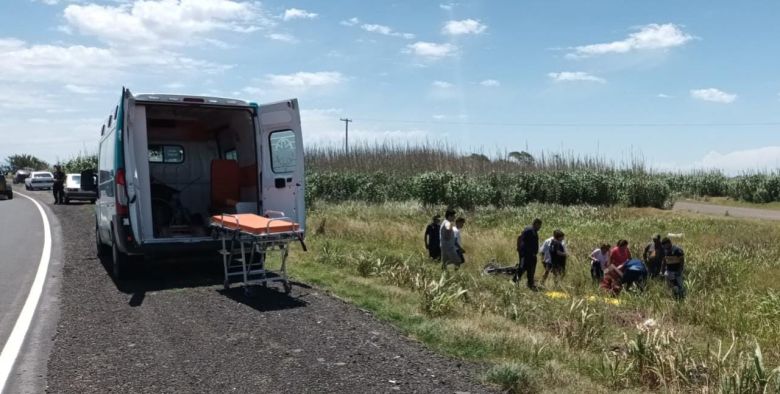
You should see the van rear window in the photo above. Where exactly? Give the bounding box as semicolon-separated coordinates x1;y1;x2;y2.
149;145;184;163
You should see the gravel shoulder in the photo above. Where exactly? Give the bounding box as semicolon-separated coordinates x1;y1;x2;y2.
673;200;780;221
43;195;493;393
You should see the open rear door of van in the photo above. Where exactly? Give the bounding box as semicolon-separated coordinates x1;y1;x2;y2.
256;99;306;231
121;88;147;243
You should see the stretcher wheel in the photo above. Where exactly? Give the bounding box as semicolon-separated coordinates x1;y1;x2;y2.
283;282;292;295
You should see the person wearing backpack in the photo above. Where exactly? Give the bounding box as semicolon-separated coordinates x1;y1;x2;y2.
661;237;686;300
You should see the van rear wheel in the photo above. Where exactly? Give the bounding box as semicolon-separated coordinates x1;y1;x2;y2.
111;233;126;280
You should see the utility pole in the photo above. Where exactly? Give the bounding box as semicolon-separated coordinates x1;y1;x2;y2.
340;117;352;155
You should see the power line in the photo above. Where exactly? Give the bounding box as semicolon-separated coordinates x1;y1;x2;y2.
351;117;780;128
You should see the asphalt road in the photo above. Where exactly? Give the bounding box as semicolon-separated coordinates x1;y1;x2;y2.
0;189;63;394
0;193;42;347
7;190;493;393
673;200;780;221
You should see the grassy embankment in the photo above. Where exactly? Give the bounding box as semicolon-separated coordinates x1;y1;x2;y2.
287;202;780;393
685;196;780;211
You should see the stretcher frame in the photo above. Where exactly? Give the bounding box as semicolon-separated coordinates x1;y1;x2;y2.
210;213;305;294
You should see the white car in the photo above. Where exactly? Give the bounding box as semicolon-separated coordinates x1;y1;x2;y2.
25;171;54;190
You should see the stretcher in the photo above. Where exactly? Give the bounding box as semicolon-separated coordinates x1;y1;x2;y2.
210;213;306;294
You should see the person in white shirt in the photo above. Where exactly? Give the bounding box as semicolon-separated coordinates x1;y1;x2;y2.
539;235;554;285
454;217;466;266
440;209;460;269
589;243;610;282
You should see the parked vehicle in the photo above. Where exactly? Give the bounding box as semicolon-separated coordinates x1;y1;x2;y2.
13;169;30;184
25;171;54;190
0;176;13;199
64;171;97;204
96;88;305;278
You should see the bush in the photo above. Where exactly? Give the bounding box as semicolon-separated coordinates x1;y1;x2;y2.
484;362;539;394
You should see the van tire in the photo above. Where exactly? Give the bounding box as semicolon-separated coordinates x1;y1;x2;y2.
6;192;12;200
111;232;126;280
96;222;110;257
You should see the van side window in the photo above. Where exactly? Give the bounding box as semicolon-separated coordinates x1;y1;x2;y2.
149;145;184;164
269;130;296;173
225;149;238;161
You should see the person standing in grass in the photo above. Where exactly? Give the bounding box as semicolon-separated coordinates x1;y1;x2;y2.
440;209;461;270
589;244;610;282
661;237;686;300
539;233;554;285
643;234;665;278
549;230;568;286
424;215;442;260
454;217;466;265
513;218;542;290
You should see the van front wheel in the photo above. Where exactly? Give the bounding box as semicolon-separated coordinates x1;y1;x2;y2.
111;233;126;280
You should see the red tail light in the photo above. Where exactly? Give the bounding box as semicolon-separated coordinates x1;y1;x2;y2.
115;168;129;216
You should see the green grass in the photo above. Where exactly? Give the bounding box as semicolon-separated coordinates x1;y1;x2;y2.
288;201;780;393
685;196;780;211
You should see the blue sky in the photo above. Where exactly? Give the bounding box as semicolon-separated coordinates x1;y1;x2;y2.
1;0;779;173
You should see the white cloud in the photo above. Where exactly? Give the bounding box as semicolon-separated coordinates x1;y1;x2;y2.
65;84;97;94
300;108;430;145
360;24;414;39
268;33;298;43
282;8;317;21
63;0;270;48
432;80;453;88
0;38;229;85
439;3;455;11
548;71;606;83
693;147;780;174
340;17;359;27
480;79;500;87
657;93;672;98
405;41;457;59
690;88;737;103
432;114;446;120
569;23;694;58
265;71;345;89
442;19;487;36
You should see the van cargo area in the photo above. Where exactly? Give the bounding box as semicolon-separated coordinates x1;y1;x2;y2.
132;104;258;241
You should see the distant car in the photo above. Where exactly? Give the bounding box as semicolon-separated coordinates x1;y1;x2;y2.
63;171;97;204
25;171;54;190
0;176;12;200
13;170;30;184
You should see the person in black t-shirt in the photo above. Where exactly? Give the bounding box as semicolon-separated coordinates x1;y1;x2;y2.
424;215;441;260
513;218;542;290
661;237;685;300
549;229;567;286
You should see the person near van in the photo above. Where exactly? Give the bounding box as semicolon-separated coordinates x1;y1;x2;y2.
661;237;686;300
424;215;442;260
622;258;648;292
52;165;65;204
548;230;567;285
440;209;461;269
454;217;466;264
643;234;665;278
513;218;542;290
589;244;610;282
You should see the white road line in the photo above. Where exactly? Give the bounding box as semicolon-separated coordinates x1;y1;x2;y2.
0;193;52;393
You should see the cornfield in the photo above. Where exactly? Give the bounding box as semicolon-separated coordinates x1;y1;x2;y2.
304;143;780;208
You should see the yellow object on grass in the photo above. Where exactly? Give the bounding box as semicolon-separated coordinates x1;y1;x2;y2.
545;291;570;299
587;295;621;305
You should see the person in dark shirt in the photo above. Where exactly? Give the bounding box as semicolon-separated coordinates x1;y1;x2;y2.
661;237;685;300
512;218;542;290
643;234;665;278
424;215;441;260
549;229;567;286
52;165;65;204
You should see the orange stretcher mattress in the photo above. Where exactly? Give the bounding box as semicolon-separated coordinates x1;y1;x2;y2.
211;214;299;235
